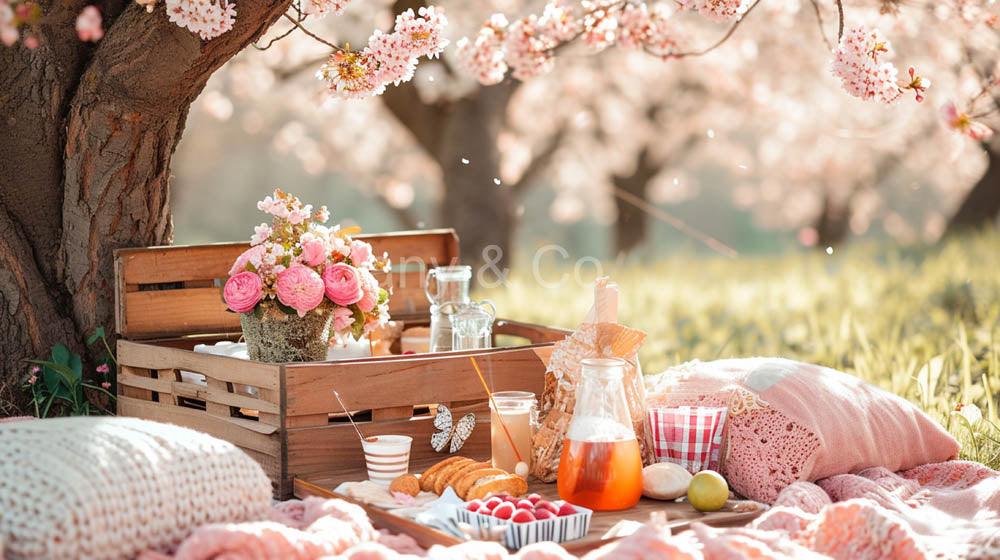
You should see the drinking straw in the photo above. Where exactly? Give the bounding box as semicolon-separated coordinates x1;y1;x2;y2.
469;356;523;463
333;390;367;443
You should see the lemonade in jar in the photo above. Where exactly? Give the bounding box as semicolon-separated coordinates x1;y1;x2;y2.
557;358;643;511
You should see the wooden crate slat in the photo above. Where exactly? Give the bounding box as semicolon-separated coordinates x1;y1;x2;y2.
118;340;281;391
118;372;174;394
286;413;490;477
284;346;548;416
124;287;240;339
117;396;280;454
115;230;457;286
171;381;280;416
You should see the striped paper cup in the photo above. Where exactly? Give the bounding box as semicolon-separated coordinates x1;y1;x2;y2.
361;435;412;485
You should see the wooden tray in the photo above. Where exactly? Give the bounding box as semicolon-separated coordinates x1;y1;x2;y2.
294;455;765;554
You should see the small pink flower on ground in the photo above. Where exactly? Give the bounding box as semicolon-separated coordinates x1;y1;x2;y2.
23;35;37;49
96;363;110;374
301;239;328;267
31;365;40;374
224;271;264;313
322;263;364;306
101;381;112;389
76;6;103;42
276;265;325;317
28;375;37;385
332;306;355;332
350;240;372;265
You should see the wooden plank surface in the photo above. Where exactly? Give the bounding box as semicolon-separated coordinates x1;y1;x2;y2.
117;340;282;391
284;346;548;416
286;407;490;477
114;230;459;339
296;455;764;555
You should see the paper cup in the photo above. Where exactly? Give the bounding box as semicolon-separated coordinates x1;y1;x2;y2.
361;435;412;485
648;406;727;474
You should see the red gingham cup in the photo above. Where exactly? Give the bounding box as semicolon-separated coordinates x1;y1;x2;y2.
648;406;728;474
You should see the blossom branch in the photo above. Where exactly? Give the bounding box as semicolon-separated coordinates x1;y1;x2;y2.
283;12;343;51
809;0;834;51
659;0;763;58
835;0;844;40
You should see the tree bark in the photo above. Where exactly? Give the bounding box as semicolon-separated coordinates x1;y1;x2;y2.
945;142;1000;235
0;0;291;414
612;147;659;256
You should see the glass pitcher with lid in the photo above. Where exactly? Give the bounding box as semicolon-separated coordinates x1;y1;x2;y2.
450;300;496;351
557;357;643;511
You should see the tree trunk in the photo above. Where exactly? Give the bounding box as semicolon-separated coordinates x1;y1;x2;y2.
612;147;659;256
435;85;516;269
945;142;1000;235
0;0;291;414
814;193;851;248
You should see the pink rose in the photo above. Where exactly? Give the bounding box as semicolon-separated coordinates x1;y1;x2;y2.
332;306;355;332
229;245;265;276
224;271;263;313
350;240;372;265
276;265;325;317
301;239;328;267
322;263;364;306
356;269;380;312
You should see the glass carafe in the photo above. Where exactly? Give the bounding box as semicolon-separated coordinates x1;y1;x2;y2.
425;265;472;307
557;358;643;511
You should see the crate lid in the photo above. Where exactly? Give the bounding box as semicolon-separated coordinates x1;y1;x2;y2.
114;229;459;340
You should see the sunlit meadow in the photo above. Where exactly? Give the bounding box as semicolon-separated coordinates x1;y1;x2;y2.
479;233;1000;470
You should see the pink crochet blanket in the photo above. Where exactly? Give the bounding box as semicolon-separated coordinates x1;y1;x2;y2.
143;461;998;560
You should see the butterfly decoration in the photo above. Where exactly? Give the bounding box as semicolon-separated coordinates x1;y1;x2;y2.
431;404;476;453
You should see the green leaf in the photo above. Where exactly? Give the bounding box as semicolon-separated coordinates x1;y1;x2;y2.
377;288;388;305
51;343;70;366
31;359;76;399
87;327;106;346
276;301;298;316
281;254;292;267
69;353;82;380
350;304;366;340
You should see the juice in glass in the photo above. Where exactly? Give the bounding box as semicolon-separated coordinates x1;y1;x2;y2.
490;391;535;472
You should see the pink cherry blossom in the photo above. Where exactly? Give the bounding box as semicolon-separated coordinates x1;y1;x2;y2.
301;239;328;267
276;265;325;317
831;26;909;105
504;15;557;81
165;0;235;41
392;6;449;59
224;271;264;313
317;49;384;99
332;306;355;332
229;245;266;276
301;0;350;18
940;100;994;141
76;6;103;42
618;2;681;52
678;0;744;23
322;263;364;306
455;15;508;86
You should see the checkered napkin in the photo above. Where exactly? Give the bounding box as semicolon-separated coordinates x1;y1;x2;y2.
648;406;728;474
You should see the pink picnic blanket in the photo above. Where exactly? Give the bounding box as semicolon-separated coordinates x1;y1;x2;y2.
144;461;999;560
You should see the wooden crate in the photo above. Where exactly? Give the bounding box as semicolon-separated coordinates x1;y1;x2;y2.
113;229;570;498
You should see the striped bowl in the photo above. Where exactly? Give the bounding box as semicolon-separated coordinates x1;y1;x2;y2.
361;435;412;486
456;504;592;550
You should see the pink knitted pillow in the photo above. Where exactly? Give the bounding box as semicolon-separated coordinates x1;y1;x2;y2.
646;358;960;503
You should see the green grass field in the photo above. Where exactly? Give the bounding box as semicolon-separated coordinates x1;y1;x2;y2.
479;233;1000;470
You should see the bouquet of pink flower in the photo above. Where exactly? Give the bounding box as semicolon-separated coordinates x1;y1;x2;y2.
224;189;391;342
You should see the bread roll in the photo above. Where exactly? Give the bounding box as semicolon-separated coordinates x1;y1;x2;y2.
642;462;693;500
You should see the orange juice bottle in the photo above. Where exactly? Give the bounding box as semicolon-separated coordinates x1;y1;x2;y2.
557;358;643;511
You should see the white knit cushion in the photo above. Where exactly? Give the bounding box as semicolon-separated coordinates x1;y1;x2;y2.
0;417;272;560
